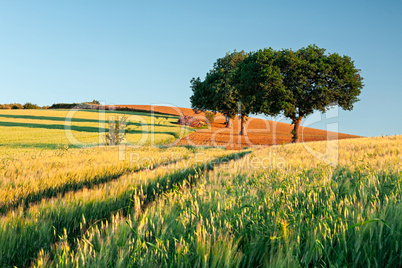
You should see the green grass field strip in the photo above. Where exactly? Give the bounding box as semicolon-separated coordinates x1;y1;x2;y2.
36;163;402;267
0;153;190;216
0;150;250;267
0;109;193;148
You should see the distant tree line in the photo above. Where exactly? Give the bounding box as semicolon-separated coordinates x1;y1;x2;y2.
0;103;45;109
49;100;101;109
190;45;364;142
0;100;101;110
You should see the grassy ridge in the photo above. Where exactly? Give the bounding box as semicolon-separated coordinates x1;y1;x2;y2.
33;136;402;267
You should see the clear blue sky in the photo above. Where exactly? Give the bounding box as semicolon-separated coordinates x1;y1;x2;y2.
1;0;401;136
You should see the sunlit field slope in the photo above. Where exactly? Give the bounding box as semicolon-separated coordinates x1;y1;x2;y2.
117;105;361;149
0;108;206;267
32;135;402;267
0;109;195;214
0;145;245;267
0;108;399;267
0;109;191;149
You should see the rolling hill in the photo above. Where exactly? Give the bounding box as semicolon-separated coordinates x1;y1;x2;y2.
116;105;361;149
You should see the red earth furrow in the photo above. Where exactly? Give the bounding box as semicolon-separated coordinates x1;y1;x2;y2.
116;105;361;149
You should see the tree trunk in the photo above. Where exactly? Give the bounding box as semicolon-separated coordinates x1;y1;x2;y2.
225;116;232;128
227;118;232;128
291;116;303;143
239;115;246;135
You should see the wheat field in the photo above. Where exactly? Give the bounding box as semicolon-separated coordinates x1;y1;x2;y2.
0;109;191;148
0;109;400;267
29;135;402;267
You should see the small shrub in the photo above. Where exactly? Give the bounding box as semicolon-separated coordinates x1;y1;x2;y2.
177;115;206;128
11;103;23;109
105;116;127;145
0;103;34;109
205;111;215;123
23;102;41;109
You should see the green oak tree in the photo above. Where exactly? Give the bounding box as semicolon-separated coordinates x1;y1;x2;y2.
276;45;364;142
191;45;363;140
190;51;247;128
236;47;286;135
190;76;211;112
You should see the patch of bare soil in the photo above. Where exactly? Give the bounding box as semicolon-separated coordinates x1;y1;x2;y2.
115;105;361;149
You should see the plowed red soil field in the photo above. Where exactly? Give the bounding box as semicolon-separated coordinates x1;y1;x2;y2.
116;105;361;149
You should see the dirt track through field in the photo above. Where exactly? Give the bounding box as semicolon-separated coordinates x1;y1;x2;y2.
116;105;361;149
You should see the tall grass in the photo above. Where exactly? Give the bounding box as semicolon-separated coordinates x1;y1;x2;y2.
0;146;197;214
0;108;197;214
0;148;246;267
33;135;402;267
